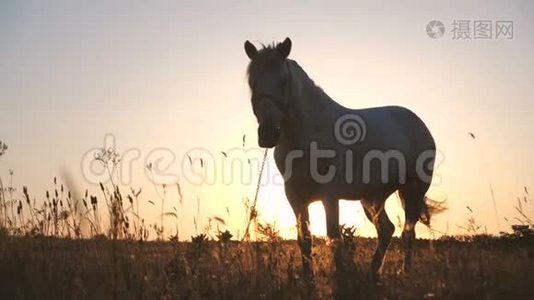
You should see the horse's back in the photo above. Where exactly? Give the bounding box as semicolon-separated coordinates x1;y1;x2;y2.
353;105;435;152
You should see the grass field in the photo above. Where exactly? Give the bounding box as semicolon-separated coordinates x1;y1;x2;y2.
1;233;533;299
1;150;533;299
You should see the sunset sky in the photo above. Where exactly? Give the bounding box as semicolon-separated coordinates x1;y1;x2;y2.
1;1;533;240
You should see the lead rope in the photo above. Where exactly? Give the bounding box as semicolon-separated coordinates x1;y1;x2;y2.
241;61;292;241
242;148;268;241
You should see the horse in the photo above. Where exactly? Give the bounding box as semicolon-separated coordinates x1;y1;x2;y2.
244;37;436;278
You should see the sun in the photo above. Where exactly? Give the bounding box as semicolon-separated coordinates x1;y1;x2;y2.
308;200;367;236
255;182;371;238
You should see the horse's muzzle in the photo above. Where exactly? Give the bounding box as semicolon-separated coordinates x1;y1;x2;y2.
258;125;280;148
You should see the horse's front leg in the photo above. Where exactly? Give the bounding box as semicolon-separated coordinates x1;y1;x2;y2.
323;197;344;273
323;197;340;240
290;200;313;279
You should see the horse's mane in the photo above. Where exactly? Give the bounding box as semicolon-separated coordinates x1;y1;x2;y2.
287;60;322;92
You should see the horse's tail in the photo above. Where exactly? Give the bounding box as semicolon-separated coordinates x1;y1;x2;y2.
419;196;447;226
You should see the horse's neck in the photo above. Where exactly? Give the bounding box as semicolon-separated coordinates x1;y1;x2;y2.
280;60;342;149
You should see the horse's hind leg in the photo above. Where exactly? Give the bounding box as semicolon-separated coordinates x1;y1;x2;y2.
361;199;395;277
398;179;430;273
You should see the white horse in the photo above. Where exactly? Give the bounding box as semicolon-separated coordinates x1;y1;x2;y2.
244;38;436;277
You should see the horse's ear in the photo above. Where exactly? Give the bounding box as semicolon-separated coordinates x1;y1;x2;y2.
244;40;257;60
277;37;292;59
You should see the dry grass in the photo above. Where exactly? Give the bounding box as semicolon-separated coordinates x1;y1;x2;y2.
0;233;533;299
1;145;534;299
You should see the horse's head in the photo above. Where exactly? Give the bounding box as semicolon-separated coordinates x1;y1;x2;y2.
244;37;292;148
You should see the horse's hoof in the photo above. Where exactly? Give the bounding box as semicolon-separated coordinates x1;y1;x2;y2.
397;267;411;278
301;273;315;287
301;267;315;282
370;271;382;283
